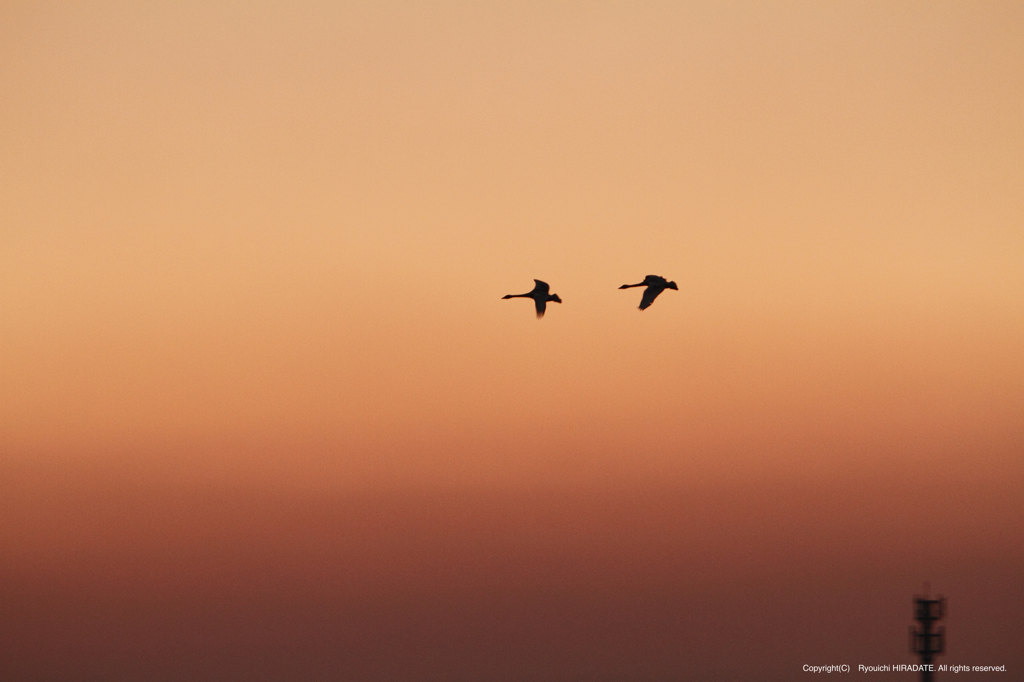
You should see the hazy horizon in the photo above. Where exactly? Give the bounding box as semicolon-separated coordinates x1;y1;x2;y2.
2;1;1022;679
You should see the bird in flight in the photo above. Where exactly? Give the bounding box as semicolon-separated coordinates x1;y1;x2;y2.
619;274;678;310
502;279;562;318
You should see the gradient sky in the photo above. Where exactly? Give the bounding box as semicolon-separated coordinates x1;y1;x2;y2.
2;2;1022;680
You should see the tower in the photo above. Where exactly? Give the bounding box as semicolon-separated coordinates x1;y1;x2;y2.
910;585;945;682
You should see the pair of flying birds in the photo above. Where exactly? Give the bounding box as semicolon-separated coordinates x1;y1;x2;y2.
503;275;678;318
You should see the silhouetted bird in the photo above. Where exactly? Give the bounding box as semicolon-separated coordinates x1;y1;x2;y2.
619;275;678;310
502;279;562;318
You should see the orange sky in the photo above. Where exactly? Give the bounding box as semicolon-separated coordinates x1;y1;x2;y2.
1;2;1022;679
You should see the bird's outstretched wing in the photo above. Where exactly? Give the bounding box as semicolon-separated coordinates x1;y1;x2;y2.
532;279;550;296
639;286;663;310
534;298;547;318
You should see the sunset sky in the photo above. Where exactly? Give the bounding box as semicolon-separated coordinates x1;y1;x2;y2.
2;2;1022;679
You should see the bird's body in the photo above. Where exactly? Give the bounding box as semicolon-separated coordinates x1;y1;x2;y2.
619;274;678;310
502;279;562;318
